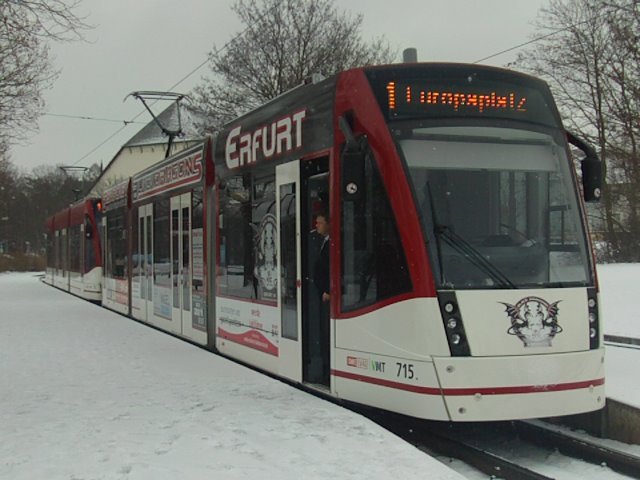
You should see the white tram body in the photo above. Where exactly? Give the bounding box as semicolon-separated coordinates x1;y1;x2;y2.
46;63;605;422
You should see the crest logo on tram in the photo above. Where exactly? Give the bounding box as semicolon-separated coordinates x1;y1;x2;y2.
499;297;563;347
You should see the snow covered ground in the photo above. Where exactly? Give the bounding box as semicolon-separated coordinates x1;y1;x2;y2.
1;264;639;479
597;264;640;411
0;272;464;480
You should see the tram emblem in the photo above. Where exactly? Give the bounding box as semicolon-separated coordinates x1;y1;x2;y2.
499;297;563;347
255;214;278;298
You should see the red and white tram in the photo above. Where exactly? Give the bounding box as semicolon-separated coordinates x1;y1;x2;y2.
44;198;102;301
48;63;605;422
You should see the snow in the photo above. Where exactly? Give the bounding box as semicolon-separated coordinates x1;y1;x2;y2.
596;264;640;412
0;273;463;480
1;264;639;479
598;263;640;338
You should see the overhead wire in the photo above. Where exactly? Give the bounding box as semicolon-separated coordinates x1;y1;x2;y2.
70;5;608;168
473;9;610;64
44;113;145;125
69;2;281;169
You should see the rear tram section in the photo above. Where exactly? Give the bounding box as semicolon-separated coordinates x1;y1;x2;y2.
44;63;605;422
44;198;102;301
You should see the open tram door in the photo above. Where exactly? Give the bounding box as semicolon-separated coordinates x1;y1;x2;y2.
276;162;303;382
301;157;330;387
276;157;330;387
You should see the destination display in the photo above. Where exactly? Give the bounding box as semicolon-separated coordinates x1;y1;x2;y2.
376;75;558;127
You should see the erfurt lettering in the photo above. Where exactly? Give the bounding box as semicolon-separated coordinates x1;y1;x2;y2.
225;109;306;169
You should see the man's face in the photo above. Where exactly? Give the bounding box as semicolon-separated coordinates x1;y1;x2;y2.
315;215;329;236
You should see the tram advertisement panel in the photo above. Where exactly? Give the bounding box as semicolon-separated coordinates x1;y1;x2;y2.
216;297;279;356
132;144;204;201
192;227;206;331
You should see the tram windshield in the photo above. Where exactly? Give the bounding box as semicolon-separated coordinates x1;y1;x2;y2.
395;125;593;289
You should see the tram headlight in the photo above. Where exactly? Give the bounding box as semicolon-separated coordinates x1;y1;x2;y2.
588;298;596;309
438;292;470;356
588;312;597;324
590;327;597;339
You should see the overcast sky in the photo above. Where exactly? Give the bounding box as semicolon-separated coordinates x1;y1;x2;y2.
10;0;548;173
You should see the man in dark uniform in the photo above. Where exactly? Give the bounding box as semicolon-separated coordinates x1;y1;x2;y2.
313;210;330;383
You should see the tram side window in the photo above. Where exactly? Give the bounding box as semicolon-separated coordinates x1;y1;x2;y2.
84;217;96;272
219;174;254;299
60;230;67;273
153;198;171;288
192;187;204;293
46;233;53;269
69;225;81;273
252;177;277;302
55;232;61;274
341;151;412;312
131;208;140;278
218;173;276;302
106;210;127;279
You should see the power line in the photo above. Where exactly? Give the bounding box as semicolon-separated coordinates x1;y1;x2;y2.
73;124;130;166
71;2;281;169
72;5;607;168
474;30;566;64
44;112;146;125
474;11;609;64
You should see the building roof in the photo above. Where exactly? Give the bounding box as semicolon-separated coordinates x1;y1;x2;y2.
124;101;206;148
86;101;208;196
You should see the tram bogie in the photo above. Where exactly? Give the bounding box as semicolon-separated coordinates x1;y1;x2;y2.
45;62;605;422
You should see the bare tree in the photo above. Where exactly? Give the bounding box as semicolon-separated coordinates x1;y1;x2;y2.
0;0;89;146
194;0;395;131
515;0;640;261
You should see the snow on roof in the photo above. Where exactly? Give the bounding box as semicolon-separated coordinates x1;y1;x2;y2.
124;101;206;148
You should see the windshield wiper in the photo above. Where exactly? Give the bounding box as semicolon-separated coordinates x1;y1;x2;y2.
424;181;515;289
436;224;516;289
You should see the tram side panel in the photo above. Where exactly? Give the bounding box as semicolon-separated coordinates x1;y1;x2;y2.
80;199;103;301
130;143;210;346
212;77;336;381
102;181;130;316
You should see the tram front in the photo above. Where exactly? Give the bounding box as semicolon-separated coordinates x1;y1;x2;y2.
334;64;604;421
397;66;603;420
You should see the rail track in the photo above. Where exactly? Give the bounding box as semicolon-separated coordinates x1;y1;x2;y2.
353;406;640;479
604;334;640;350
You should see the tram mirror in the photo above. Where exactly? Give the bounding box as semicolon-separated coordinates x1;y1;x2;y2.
566;131;602;203
342;148;365;201
581;157;602;203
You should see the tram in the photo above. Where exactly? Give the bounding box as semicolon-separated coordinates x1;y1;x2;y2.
47;62;605;422
44;198;102;301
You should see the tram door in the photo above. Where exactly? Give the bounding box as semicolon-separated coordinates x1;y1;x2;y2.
276;162;302;381
170;193;192;336
301;157;330;387
136;203;153;322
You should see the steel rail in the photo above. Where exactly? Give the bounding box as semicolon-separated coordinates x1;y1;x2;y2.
516;420;640;478
358;409;555;480
604;334;640;349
